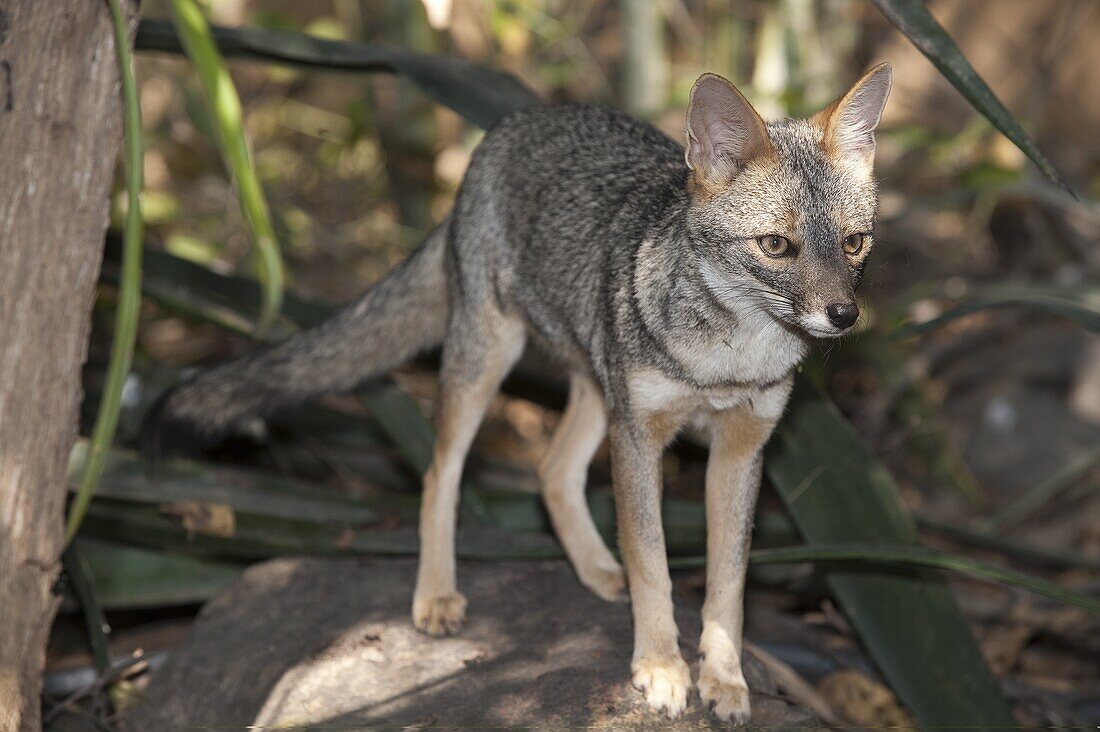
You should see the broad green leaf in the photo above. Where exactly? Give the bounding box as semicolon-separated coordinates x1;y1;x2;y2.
765;381;1015;728
80;497;1098;615
77;539;241;610
355;384;497;525
135;19;542;130
79;500;565;562
68;441;378;526
102;234;328;334
356;384;435;478
872;0;1075;198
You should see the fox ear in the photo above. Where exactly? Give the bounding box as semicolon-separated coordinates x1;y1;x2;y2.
686;73;770;186
820;63;892;158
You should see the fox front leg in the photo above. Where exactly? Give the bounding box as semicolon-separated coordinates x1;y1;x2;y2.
609;418;692;718
698;400;784;724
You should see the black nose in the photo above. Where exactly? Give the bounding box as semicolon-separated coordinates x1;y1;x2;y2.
825;302;859;329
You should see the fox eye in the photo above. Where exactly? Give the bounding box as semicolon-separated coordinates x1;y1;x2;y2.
843;233;868;255
756;235;792;258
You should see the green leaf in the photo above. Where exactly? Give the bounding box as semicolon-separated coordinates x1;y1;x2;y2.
980;445;1100;532
102;234;329;334
81;501;1099;615
65;0;144;545
872;0;1076;199
76;539;241;610
765;381;1015;728
917;516;1100;573
669;543;1100;614
356;383;435;477
135;18;542;130
755;507;1100;573
68;441;378;526
168;1;285;336
62;542;112;672
747;544;1100;615
79;500;565;562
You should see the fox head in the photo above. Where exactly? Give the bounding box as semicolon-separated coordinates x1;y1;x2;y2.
684;64;892;338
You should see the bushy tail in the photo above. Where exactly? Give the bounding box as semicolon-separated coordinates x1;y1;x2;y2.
142;220;450;457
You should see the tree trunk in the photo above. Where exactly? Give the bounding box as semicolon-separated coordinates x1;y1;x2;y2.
0;2;135;729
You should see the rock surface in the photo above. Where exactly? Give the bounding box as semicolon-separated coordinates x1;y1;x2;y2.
123;558;818;729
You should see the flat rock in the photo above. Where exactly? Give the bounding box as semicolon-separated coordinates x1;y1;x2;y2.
122;557;818;729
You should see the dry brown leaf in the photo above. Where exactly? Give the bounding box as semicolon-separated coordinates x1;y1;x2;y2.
818;668;916;728
335;527;357;550
978;623;1033;675
161;500;237;538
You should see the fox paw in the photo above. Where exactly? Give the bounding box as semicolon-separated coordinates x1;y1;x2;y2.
632;655;692;718
578;561;627;603
698;663;751;724
412;592;467;637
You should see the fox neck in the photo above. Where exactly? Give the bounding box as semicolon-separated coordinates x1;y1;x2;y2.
633;230;809;388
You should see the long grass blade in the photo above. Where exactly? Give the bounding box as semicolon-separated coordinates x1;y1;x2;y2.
748;545;1100;615
916;516;1100;572
168;0;285;336
669;544;1100;614
980;445;1100;532
896;290;1100;338
871;0;1076;199
64;0;144;544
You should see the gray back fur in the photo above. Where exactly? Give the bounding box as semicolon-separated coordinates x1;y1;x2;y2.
449;100;878;415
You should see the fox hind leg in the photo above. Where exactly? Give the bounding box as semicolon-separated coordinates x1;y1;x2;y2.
539;374;625;601
412;308;526;636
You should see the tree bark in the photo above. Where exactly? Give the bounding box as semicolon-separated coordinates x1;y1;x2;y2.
0;2;135;729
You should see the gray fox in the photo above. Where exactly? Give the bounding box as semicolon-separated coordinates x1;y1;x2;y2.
145;64;892;723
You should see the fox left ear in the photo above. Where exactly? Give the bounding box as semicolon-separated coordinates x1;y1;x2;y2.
819;63;892;159
686;73;771;187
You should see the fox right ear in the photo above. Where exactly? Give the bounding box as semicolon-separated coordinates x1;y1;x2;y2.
686;73;770;186
819;63;892;160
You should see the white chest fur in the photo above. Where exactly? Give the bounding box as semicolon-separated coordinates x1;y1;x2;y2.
662;307;806;387
629;293;805;422
628;366;794;422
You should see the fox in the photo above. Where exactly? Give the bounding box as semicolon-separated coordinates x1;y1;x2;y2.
144;64;892;723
